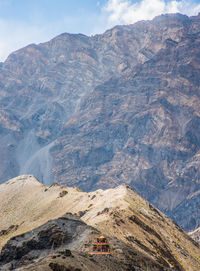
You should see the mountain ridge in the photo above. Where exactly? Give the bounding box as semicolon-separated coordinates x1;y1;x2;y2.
0;175;199;270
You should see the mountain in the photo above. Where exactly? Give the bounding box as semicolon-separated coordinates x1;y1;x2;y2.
0;13;200;232
0;175;199;271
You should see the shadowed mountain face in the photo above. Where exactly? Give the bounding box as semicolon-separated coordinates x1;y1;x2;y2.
0;13;200;231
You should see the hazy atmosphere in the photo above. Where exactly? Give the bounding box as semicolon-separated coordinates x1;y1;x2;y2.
1;0;200;61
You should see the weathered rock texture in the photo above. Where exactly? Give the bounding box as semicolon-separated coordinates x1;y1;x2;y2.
0;176;199;271
0;13;200;231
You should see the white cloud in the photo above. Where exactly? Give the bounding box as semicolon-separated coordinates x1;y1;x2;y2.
102;0;200;27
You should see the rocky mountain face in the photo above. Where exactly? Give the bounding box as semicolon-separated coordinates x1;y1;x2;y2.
0;175;199;270
0;13;200;232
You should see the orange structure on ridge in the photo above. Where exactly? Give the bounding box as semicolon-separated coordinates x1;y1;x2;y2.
88;235;110;255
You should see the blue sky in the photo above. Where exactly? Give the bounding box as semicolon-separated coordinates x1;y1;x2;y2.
0;0;200;61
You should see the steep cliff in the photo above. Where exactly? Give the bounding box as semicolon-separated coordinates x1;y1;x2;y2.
0;13;200;231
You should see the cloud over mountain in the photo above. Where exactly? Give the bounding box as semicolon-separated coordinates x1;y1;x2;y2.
103;0;200;27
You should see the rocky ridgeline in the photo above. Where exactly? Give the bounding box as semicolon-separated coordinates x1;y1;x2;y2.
0;176;199;270
0;13;200;232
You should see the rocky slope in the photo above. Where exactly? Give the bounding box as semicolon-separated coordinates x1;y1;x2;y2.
0;13;200;232
0;175;199;271
0;213;173;271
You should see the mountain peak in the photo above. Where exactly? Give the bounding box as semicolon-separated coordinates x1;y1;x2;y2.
4;175;41;187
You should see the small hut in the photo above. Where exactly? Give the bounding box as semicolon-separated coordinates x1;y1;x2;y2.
88;235;110;255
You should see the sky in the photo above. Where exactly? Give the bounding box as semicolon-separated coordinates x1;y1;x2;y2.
0;0;200;61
